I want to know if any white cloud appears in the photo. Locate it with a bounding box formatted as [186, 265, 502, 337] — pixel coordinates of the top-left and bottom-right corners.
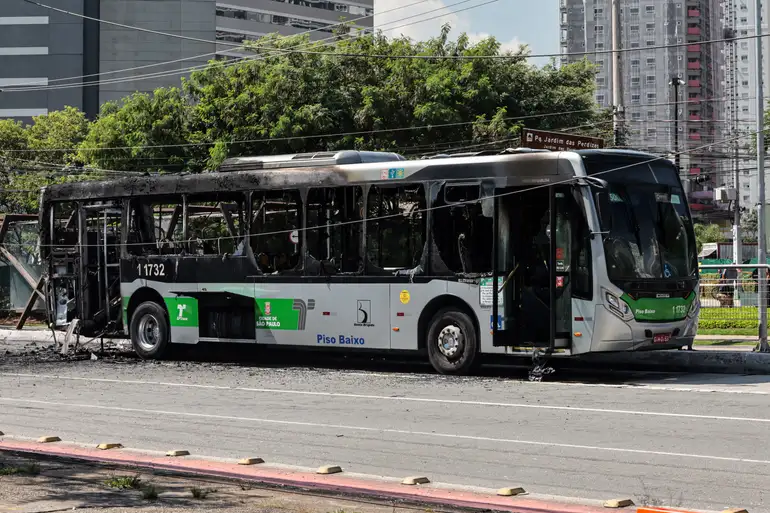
[373, 0, 523, 53]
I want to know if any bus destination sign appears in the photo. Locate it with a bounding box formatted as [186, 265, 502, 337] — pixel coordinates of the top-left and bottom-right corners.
[522, 128, 604, 152]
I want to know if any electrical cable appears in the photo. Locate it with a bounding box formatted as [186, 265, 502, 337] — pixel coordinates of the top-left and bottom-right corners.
[7, 0, 419, 89]
[21, 0, 770, 62]
[0, 129, 759, 249]
[8, 0, 501, 93]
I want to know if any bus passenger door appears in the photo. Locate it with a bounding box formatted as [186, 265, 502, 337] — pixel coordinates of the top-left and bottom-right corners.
[543, 185, 594, 352]
[551, 188, 574, 350]
[495, 186, 573, 350]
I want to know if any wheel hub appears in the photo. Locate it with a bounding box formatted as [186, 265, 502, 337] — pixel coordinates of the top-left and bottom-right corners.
[437, 325, 463, 358]
[137, 314, 161, 352]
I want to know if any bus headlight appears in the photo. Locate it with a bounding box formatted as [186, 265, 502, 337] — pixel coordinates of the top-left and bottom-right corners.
[605, 290, 633, 321]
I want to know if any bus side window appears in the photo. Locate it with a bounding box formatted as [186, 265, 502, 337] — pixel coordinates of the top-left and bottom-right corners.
[432, 184, 492, 275]
[250, 190, 301, 274]
[305, 187, 363, 275]
[186, 194, 245, 257]
[52, 202, 78, 247]
[366, 185, 425, 272]
[570, 193, 593, 300]
[128, 198, 186, 256]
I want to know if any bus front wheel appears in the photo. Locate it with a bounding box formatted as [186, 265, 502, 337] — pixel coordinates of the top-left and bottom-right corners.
[426, 308, 478, 375]
[130, 301, 170, 359]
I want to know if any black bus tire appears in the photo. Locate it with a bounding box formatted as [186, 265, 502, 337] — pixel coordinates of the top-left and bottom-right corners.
[130, 301, 171, 360]
[426, 308, 478, 375]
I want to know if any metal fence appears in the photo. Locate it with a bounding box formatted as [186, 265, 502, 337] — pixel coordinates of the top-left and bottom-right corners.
[699, 264, 769, 327]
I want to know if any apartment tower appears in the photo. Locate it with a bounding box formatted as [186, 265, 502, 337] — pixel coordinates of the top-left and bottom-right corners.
[0, 0, 373, 122]
[560, 0, 724, 217]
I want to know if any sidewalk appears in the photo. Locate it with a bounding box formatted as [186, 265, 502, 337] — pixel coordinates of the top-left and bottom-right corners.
[694, 344, 754, 352]
[0, 452, 429, 513]
[695, 335, 757, 341]
[694, 334, 756, 352]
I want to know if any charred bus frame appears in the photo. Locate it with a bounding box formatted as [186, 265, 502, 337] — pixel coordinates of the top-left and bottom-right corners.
[37, 148, 699, 374]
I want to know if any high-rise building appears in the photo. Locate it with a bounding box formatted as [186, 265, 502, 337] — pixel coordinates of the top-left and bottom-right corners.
[559, 0, 725, 218]
[0, 0, 93, 121]
[0, 0, 373, 123]
[215, 0, 373, 59]
[723, 0, 770, 209]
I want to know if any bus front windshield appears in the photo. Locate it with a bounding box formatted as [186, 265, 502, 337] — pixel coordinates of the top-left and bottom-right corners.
[586, 157, 697, 281]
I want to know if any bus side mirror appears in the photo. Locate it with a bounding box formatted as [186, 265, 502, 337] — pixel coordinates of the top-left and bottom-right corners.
[596, 192, 613, 232]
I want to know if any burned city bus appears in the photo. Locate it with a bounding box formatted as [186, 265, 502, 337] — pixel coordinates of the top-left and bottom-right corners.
[38, 148, 699, 374]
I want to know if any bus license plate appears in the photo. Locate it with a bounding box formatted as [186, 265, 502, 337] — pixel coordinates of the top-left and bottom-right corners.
[653, 333, 671, 344]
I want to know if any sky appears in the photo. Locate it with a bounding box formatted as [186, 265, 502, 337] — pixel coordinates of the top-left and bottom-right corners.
[374, 0, 559, 64]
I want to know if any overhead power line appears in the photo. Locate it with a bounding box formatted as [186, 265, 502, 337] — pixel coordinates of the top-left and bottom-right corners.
[1, 94, 742, 156]
[7, 0, 498, 93]
[0, 129, 761, 250]
[5, 0, 432, 89]
[21, 0, 770, 63]
[0, 108, 604, 154]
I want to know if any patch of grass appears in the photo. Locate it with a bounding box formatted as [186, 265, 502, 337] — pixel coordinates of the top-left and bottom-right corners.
[697, 327, 757, 337]
[104, 474, 142, 490]
[141, 484, 159, 501]
[699, 307, 764, 330]
[190, 486, 216, 499]
[0, 463, 41, 476]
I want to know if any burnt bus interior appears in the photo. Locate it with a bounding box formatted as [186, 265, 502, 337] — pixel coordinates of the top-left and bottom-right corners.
[40, 150, 587, 349]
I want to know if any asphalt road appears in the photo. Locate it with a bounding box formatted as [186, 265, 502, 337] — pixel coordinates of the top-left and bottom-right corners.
[0, 351, 769, 512]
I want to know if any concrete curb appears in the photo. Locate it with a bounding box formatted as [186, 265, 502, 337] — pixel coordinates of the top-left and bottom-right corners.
[0, 329, 56, 344]
[695, 335, 757, 341]
[0, 439, 611, 513]
[575, 350, 770, 374]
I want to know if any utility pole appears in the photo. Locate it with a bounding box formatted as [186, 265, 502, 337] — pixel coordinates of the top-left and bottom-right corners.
[754, 0, 769, 352]
[733, 54, 742, 267]
[611, 0, 624, 147]
[670, 77, 684, 172]
[727, 20, 742, 266]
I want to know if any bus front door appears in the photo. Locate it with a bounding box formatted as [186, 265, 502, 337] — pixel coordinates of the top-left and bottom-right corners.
[493, 186, 572, 351]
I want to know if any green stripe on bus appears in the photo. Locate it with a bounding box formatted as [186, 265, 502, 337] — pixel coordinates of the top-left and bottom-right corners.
[621, 292, 695, 322]
[165, 297, 199, 328]
[254, 298, 300, 330]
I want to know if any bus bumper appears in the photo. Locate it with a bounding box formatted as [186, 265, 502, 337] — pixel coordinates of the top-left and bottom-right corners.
[590, 306, 697, 352]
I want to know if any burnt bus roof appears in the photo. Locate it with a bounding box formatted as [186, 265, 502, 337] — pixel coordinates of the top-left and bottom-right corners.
[40, 149, 601, 203]
[575, 148, 672, 160]
[219, 150, 407, 171]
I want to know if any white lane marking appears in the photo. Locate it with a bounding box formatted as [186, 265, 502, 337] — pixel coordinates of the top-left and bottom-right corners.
[529, 380, 770, 395]
[1, 372, 770, 423]
[2, 396, 770, 467]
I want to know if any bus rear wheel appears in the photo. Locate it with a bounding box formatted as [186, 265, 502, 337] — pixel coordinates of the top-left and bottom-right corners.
[426, 308, 478, 375]
[130, 301, 170, 359]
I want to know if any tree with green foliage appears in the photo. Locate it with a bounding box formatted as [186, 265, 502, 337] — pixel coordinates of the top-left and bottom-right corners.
[0, 107, 93, 213]
[741, 208, 758, 243]
[78, 27, 607, 172]
[693, 223, 725, 255]
[1, 27, 609, 212]
[78, 88, 191, 174]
